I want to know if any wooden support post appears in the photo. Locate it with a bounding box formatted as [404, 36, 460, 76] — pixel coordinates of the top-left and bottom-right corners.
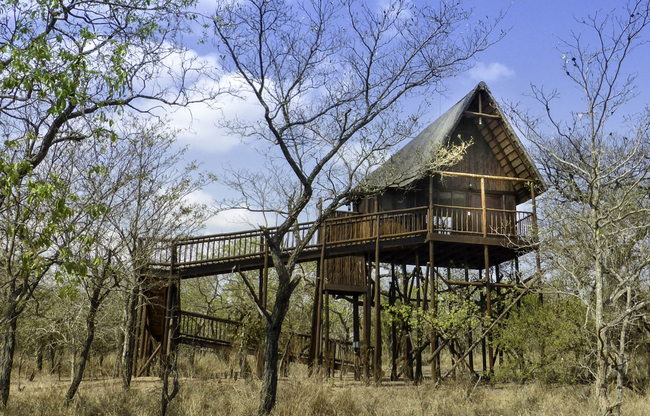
[316, 223, 328, 367]
[373, 206, 382, 382]
[415, 258, 422, 382]
[429, 242, 439, 380]
[485, 245, 493, 375]
[465, 267, 474, 373]
[353, 295, 360, 380]
[363, 290, 371, 379]
[479, 269, 486, 373]
[308, 260, 322, 371]
[481, 177, 487, 237]
[363, 258, 371, 380]
[429, 175, 434, 234]
[316, 259, 326, 364]
[324, 291, 330, 376]
[402, 264, 413, 381]
[428, 174, 440, 380]
[390, 264, 398, 381]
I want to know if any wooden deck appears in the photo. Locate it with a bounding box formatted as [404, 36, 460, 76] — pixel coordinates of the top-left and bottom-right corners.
[146, 205, 535, 278]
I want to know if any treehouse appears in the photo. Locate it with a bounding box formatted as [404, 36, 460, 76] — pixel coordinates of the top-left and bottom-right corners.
[352, 80, 543, 268]
[132, 82, 545, 382]
[311, 81, 545, 379]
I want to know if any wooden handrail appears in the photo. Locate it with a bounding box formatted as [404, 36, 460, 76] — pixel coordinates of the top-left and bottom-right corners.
[178, 310, 241, 327]
[147, 206, 536, 269]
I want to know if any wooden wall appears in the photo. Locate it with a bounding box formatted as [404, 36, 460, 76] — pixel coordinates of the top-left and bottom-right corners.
[355, 117, 518, 214]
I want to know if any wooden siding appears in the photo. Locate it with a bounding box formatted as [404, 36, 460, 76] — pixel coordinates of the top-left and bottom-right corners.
[444, 118, 515, 193]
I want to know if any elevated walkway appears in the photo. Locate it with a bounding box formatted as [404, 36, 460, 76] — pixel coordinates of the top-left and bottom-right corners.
[134, 203, 536, 377]
[146, 205, 535, 279]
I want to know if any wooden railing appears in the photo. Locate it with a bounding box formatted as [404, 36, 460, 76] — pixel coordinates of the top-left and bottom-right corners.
[290, 333, 365, 369]
[147, 206, 535, 270]
[323, 207, 429, 246]
[431, 205, 534, 237]
[326, 338, 357, 369]
[177, 311, 241, 346]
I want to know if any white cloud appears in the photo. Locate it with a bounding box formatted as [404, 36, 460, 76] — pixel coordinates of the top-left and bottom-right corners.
[203, 209, 272, 234]
[183, 189, 215, 206]
[167, 102, 242, 154]
[157, 49, 266, 154]
[467, 62, 515, 83]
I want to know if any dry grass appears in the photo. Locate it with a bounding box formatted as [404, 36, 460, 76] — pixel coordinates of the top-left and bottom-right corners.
[2, 362, 650, 416]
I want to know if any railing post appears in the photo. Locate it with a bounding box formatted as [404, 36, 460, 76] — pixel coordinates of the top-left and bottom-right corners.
[428, 175, 434, 233]
[481, 176, 487, 237]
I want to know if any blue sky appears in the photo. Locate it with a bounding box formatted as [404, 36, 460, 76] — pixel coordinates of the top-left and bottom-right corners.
[171, 0, 649, 234]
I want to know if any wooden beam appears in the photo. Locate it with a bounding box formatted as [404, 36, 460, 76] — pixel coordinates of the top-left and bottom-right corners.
[481, 177, 487, 238]
[436, 171, 532, 183]
[373, 200, 382, 382]
[440, 281, 535, 380]
[463, 111, 501, 119]
[484, 245, 493, 375]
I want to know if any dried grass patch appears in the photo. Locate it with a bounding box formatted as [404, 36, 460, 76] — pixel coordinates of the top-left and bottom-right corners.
[2, 373, 650, 416]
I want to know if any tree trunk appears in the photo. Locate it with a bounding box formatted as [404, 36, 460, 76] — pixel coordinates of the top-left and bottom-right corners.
[259, 321, 282, 415]
[121, 283, 139, 390]
[36, 344, 43, 373]
[65, 294, 100, 402]
[0, 311, 17, 408]
[114, 332, 123, 378]
[594, 221, 610, 416]
[613, 286, 632, 416]
[160, 350, 179, 416]
[258, 264, 295, 415]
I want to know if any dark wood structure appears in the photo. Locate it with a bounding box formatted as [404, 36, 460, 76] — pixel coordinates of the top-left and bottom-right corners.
[131, 82, 545, 381]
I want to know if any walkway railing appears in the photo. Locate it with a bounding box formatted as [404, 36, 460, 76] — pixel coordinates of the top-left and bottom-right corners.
[177, 311, 241, 347]
[147, 206, 535, 270]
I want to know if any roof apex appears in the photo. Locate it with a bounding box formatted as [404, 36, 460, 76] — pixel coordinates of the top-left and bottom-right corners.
[358, 82, 546, 197]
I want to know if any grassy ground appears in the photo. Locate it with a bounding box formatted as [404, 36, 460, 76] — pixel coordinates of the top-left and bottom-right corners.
[3, 371, 650, 416]
[2, 352, 650, 416]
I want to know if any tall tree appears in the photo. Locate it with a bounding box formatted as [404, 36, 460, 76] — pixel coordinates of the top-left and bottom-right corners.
[208, 0, 503, 412]
[0, 0, 208, 407]
[512, 2, 650, 414]
[64, 118, 213, 396]
[99, 119, 213, 390]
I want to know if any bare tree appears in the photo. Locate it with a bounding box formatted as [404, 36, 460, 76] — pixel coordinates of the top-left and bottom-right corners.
[511, 2, 650, 414]
[70, 118, 214, 393]
[102, 120, 215, 391]
[207, 0, 503, 412]
[0, 0, 210, 407]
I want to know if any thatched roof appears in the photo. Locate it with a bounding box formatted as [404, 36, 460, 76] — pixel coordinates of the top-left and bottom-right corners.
[361, 82, 545, 199]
